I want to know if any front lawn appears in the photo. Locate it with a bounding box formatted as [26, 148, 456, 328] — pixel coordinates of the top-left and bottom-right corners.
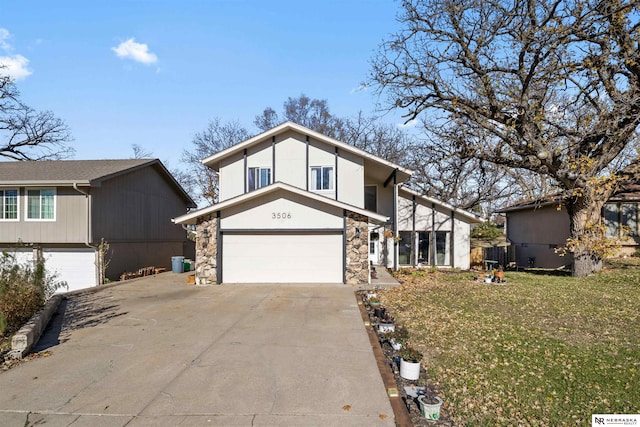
[378, 262, 640, 426]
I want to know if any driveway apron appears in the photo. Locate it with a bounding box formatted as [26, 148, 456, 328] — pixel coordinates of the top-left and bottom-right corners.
[0, 274, 394, 426]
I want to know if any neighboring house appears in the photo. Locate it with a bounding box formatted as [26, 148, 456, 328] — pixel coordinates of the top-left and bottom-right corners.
[499, 185, 640, 269]
[173, 122, 481, 285]
[0, 159, 196, 291]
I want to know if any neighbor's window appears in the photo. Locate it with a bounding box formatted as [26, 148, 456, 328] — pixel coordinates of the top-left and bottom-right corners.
[248, 167, 271, 191]
[310, 166, 334, 191]
[27, 189, 55, 220]
[605, 202, 639, 238]
[0, 189, 18, 220]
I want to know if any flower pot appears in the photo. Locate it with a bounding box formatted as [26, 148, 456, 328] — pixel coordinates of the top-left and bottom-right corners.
[378, 322, 395, 333]
[373, 307, 386, 318]
[369, 301, 381, 307]
[418, 395, 443, 420]
[400, 357, 421, 380]
[390, 339, 402, 351]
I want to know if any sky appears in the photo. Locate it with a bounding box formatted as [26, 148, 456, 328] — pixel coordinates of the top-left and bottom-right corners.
[0, 0, 406, 169]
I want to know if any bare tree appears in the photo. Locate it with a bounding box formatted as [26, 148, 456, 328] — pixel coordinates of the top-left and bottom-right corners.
[336, 112, 413, 166]
[131, 144, 152, 159]
[254, 94, 338, 137]
[181, 118, 250, 205]
[0, 72, 73, 160]
[371, 0, 640, 276]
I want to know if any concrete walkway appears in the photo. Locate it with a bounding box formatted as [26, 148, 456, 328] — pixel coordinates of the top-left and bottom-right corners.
[0, 274, 395, 426]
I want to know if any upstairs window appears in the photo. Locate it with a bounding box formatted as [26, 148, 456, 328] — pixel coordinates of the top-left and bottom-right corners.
[248, 167, 271, 191]
[0, 189, 18, 220]
[364, 185, 377, 212]
[310, 166, 334, 191]
[27, 189, 55, 220]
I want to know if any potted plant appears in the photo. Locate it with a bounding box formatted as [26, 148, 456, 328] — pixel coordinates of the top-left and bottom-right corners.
[378, 314, 395, 333]
[418, 395, 443, 420]
[368, 296, 381, 307]
[399, 345, 423, 380]
[493, 266, 505, 282]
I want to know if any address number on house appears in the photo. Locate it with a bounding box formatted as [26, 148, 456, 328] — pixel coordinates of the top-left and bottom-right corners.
[272, 212, 292, 220]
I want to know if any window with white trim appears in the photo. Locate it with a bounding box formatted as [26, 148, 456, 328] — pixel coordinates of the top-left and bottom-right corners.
[0, 189, 18, 220]
[248, 167, 271, 191]
[26, 189, 55, 220]
[310, 166, 334, 191]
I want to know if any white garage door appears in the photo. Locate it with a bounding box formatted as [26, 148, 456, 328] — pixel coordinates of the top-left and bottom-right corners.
[44, 249, 97, 293]
[0, 248, 34, 265]
[223, 233, 343, 283]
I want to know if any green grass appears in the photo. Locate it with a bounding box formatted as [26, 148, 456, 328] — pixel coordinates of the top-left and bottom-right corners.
[379, 262, 640, 426]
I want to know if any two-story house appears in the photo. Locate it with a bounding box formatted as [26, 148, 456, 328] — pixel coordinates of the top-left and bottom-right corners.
[173, 122, 481, 285]
[0, 159, 196, 292]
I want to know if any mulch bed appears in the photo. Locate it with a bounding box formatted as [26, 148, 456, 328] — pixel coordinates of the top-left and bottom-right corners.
[358, 291, 455, 426]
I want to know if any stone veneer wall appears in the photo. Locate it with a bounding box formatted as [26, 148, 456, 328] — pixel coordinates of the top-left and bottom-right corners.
[195, 214, 217, 285]
[345, 211, 370, 285]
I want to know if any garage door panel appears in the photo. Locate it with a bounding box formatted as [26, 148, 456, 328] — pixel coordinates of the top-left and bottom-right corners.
[223, 233, 342, 283]
[44, 249, 97, 293]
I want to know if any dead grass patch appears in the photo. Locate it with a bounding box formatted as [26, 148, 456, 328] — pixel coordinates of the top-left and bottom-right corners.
[379, 266, 640, 425]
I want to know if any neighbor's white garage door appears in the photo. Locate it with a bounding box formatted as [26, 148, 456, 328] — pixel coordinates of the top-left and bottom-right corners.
[44, 248, 97, 292]
[223, 233, 343, 283]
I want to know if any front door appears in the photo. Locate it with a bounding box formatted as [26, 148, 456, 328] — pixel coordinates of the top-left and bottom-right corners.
[368, 234, 379, 265]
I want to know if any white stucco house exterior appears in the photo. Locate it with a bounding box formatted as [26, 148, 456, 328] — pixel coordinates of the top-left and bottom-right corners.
[173, 122, 481, 285]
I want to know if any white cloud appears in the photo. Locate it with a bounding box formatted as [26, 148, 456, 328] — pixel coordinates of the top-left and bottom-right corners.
[349, 83, 369, 95]
[112, 38, 158, 65]
[0, 28, 12, 51]
[397, 119, 418, 129]
[0, 54, 32, 80]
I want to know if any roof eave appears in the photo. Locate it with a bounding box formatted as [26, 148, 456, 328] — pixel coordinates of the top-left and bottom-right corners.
[201, 121, 414, 181]
[399, 187, 484, 223]
[173, 182, 388, 225]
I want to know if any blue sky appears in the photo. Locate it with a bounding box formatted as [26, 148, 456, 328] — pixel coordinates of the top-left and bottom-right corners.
[1, 0, 405, 168]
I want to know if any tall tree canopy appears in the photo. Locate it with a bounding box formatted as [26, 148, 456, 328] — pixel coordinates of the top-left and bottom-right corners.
[0, 72, 72, 160]
[371, 0, 640, 276]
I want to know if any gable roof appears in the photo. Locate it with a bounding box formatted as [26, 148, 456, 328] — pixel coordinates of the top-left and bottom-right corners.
[496, 197, 562, 213]
[201, 121, 414, 184]
[0, 159, 196, 207]
[399, 187, 484, 223]
[173, 181, 389, 225]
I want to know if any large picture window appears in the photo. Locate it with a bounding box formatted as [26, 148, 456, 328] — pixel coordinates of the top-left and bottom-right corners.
[27, 189, 55, 220]
[0, 189, 18, 220]
[310, 166, 334, 191]
[248, 167, 271, 191]
[399, 230, 451, 266]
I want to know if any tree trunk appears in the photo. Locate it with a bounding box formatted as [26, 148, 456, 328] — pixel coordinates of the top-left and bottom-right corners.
[565, 195, 606, 277]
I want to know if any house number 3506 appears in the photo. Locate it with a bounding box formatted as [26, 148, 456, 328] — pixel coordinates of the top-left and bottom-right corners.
[272, 212, 292, 219]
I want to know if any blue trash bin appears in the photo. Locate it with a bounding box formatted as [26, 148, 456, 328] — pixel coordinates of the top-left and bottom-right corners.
[171, 256, 185, 273]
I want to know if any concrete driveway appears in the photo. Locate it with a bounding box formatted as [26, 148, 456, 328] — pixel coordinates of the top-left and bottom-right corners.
[0, 274, 394, 426]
